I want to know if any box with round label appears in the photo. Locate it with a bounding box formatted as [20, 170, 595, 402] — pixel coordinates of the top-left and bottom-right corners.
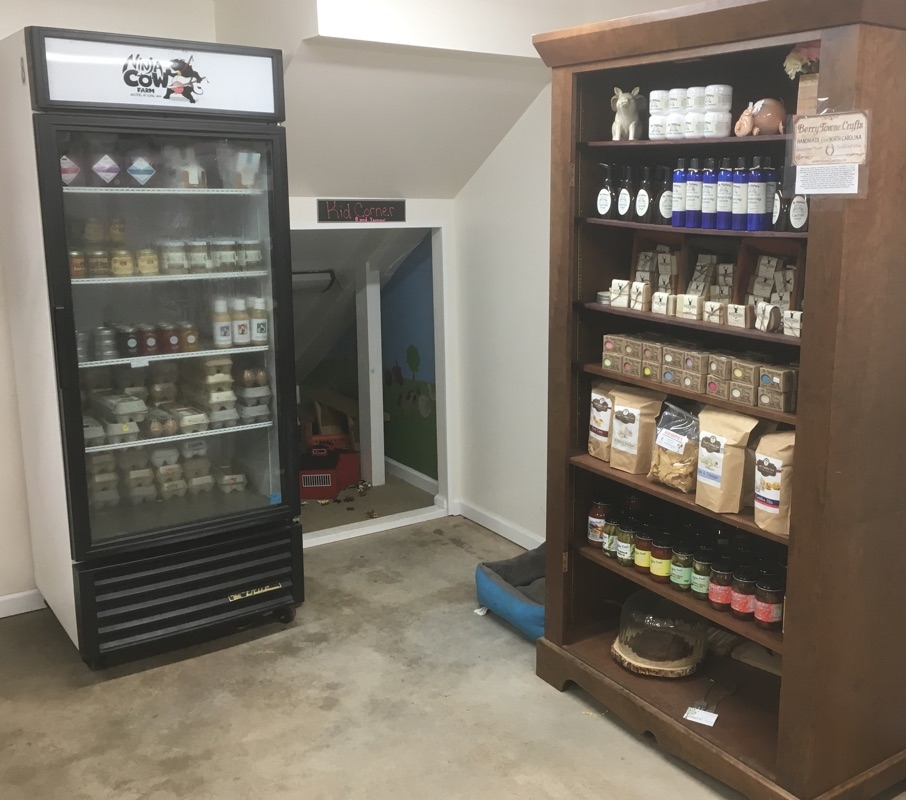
[759, 366, 798, 393]
[662, 345, 685, 368]
[602, 352, 621, 372]
[706, 375, 731, 399]
[731, 358, 762, 386]
[708, 353, 733, 380]
[641, 361, 661, 382]
[661, 365, 682, 387]
[728, 381, 758, 406]
[758, 386, 796, 412]
[679, 371, 707, 393]
[603, 334, 624, 357]
[621, 337, 642, 359]
[640, 339, 664, 363]
[682, 349, 710, 375]
[621, 357, 642, 378]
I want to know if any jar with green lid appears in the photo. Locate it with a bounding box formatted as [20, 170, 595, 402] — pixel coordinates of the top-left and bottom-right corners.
[691, 547, 716, 601]
[649, 534, 673, 583]
[634, 530, 653, 573]
[616, 522, 636, 567]
[669, 542, 695, 592]
[604, 515, 620, 559]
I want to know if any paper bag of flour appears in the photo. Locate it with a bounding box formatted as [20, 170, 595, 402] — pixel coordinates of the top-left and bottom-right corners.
[588, 380, 616, 462]
[609, 387, 665, 475]
[695, 408, 760, 513]
[753, 431, 795, 536]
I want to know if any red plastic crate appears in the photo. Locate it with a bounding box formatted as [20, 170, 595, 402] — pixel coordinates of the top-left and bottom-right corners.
[299, 448, 361, 500]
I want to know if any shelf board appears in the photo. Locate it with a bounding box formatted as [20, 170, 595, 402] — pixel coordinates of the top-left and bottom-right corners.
[72, 270, 269, 285]
[577, 546, 784, 653]
[63, 186, 264, 196]
[581, 302, 801, 347]
[560, 629, 780, 782]
[79, 345, 269, 369]
[84, 421, 273, 453]
[569, 453, 790, 546]
[581, 134, 793, 149]
[581, 217, 808, 239]
[580, 363, 796, 426]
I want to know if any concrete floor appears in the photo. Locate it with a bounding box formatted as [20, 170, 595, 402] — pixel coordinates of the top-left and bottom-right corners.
[1, 517, 904, 800]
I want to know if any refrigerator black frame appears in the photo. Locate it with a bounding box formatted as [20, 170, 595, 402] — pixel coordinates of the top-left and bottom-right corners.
[33, 113, 300, 565]
[26, 27, 285, 123]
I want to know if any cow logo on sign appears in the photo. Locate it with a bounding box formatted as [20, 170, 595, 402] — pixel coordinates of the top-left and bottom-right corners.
[122, 53, 207, 104]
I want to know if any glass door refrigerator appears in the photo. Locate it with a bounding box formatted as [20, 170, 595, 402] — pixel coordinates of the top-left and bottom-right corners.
[0, 28, 303, 667]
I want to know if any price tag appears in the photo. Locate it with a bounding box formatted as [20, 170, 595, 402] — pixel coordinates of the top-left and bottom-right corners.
[683, 707, 718, 727]
[656, 428, 688, 454]
[132, 357, 150, 368]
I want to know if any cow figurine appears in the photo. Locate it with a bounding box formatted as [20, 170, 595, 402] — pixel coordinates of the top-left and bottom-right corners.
[735, 98, 786, 136]
[611, 86, 647, 141]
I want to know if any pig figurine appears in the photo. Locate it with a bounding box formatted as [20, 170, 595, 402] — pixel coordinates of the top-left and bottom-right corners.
[735, 98, 786, 136]
[612, 86, 647, 141]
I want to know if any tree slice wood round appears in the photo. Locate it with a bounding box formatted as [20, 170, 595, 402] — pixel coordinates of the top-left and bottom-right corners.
[611, 637, 701, 678]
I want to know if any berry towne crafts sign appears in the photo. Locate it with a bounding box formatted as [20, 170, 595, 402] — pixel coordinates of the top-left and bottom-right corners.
[317, 199, 406, 223]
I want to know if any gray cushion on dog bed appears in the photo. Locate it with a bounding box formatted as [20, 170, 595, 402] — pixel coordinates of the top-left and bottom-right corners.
[480, 544, 546, 605]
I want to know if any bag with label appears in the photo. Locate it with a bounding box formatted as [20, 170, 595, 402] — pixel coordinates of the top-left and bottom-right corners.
[588, 380, 616, 462]
[753, 431, 795, 536]
[647, 402, 700, 493]
[609, 387, 665, 475]
[695, 408, 760, 513]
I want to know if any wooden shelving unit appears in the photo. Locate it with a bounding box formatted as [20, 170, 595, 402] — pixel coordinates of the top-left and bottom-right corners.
[534, 3, 906, 799]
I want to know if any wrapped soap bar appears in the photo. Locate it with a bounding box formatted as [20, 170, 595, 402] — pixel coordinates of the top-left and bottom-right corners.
[729, 382, 757, 406]
[603, 334, 624, 356]
[706, 376, 731, 399]
[610, 279, 630, 308]
[678, 294, 704, 320]
[727, 304, 754, 329]
[602, 352, 620, 372]
[679, 371, 706, 393]
[661, 365, 682, 386]
[708, 353, 733, 380]
[758, 386, 796, 412]
[682, 349, 709, 375]
[652, 292, 676, 316]
[702, 301, 727, 325]
[731, 358, 762, 386]
[639, 340, 663, 363]
[630, 281, 652, 311]
[641, 361, 661, 382]
[760, 366, 798, 392]
[755, 301, 782, 332]
[783, 310, 803, 338]
[621, 357, 642, 378]
[621, 337, 642, 359]
[662, 345, 684, 367]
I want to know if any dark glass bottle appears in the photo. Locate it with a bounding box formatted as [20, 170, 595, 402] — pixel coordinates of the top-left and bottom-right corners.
[634, 166, 654, 223]
[763, 157, 778, 229]
[616, 166, 635, 221]
[747, 156, 766, 231]
[596, 163, 615, 219]
[654, 165, 673, 225]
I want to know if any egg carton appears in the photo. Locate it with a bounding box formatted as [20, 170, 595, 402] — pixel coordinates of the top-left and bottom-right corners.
[89, 487, 120, 510]
[150, 362, 179, 384]
[179, 370, 233, 391]
[183, 456, 211, 480]
[127, 484, 158, 506]
[81, 367, 113, 392]
[191, 355, 232, 378]
[83, 416, 106, 447]
[232, 365, 269, 388]
[121, 467, 154, 490]
[150, 447, 180, 468]
[149, 382, 178, 404]
[85, 453, 117, 476]
[237, 404, 272, 424]
[91, 391, 148, 424]
[141, 407, 179, 438]
[156, 402, 209, 433]
[117, 447, 150, 471]
[208, 408, 239, 429]
[114, 365, 148, 391]
[158, 478, 188, 500]
[87, 472, 119, 492]
[155, 463, 184, 482]
[187, 474, 215, 495]
[181, 384, 237, 412]
[179, 440, 208, 460]
[234, 385, 272, 407]
[214, 465, 247, 494]
[104, 421, 140, 444]
[122, 385, 150, 403]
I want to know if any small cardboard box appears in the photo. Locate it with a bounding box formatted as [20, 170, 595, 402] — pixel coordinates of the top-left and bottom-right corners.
[706, 375, 730, 399]
[758, 386, 795, 412]
[602, 353, 621, 372]
[652, 292, 676, 316]
[603, 334, 624, 355]
[621, 337, 642, 359]
[640, 340, 664, 362]
[679, 371, 707, 393]
[621, 357, 642, 379]
[702, 301, 727, 325]
[677, 294, 704, 320]
[727, 304, 755, 329]
[682, 349, 709, 375]
[641, 361, 661, 382]
[759, 366, 798, 393]
[783, 310, 803, 338]
[610, 279, 630, 308]
[731, 358, 762, 386]
[728, 381, 758, 406]
[630, 281, 652, 311]
[661, 365, 682, 386]
[708, 353, 733, 380]
[662, 345, 684, 368]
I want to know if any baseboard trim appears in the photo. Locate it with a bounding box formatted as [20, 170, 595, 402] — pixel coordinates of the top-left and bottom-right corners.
[0, 589, 45, 618]
[458, 501, 544, 550]
[302, 506, 448, 549]
[385, 458, 439, 495]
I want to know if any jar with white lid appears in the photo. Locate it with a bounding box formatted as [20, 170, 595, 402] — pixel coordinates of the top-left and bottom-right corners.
[705, 84, 734, 112]
[704, 111, 733, 138]
[237, 239, 264, 270]
[649, 90, 669, 114]
[685, 86, 706, 111]
[210, 239, 238, 272]
[648, 115, 668, 140]
[666, 112, 686, 140]
[158, 240, 188, 275]
[684, 112, 706, 139]
[668, 88, 687, 111]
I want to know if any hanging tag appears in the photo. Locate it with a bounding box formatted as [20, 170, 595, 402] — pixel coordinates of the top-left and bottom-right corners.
[683, 707, 718, 726]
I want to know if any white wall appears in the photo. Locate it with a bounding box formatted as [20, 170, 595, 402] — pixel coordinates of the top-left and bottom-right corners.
[0, 0, 216, 614]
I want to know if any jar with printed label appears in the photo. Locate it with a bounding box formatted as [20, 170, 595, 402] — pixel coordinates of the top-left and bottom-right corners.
[634, 529, 653, 573]
[708, 559, 735, 611]
[587, 500, 610, 549]
[117, 325, 140, 358]
[159, 324, 181, 354]
[108, 219, 127, 246]
[691, 547, 715, 601]
[136, 248, 160, 276]
[616, 522, 636, 567]
[730, 568, 758, 620]
[138, 324, 160, 356]
[110, 249, 135, 277]
[669, 542, 695, 591]
[69, 251, 87, 279]
[754, 577, 784, 630]
[603, 513, 620, 559]
[87, 250, 112, 278]
[649, 534, 673, 583]
[84, 218, 106, 245]
[210, 239, 239, 272]
[159, 241, 188, 275]
[186, 240, 210, 273]
[178, 322, 200, 352]
[237, 239, 264, 270]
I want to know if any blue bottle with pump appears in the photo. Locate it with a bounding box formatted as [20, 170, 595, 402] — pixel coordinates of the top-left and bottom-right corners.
[747, 156, 766, 231]
[672, 158, 686, 227]
[701, 158, 717, 229]
[685, 158, 702, 229]
[763, 157, 778, 229]
[716, 158, 733, 230]
[732, 157, 748, 232]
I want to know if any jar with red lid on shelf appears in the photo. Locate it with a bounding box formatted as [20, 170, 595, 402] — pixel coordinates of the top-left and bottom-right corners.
[587, 500, 611, 549]
[634, 530, 653, 574]
[649, 534, 673, 584]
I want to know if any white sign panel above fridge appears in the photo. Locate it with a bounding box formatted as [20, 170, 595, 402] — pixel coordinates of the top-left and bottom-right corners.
[38, 34, 279, 117]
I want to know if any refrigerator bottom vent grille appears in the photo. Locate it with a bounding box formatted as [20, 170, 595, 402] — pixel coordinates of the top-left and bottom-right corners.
[302, 474, 332, 488]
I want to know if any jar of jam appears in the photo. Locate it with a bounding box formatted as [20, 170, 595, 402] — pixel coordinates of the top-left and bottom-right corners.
[616, 522, 636, 567]
[110, 249, 135, 277]
[587, 500, 610, 549]
[730, 568, 759, 620]
[669, 542, 695, 592]
[649, 534, 673, 583]
[138, 324, 160, 356]
[87, 250, 111, 277]
[691, 547, 715, 601]
[210, 239, 239, 272]
[108, 219, 127, 246]
[84, 218, 106, 245]
[159, 240, 188, 275]
[159, 324, 181, 354]
[186, 240, 210, 273]
[634, 530, 653, 573]
[136, 249, 160, 276]
[755, 578, 785, 630]
[237, 239, 264, 270]
[178, 322, 200, 352]
[117, 325, 140, 357]
[603, 514, 620, 559]
[709, 559, 735, 611]
[69, 250, 87, 279]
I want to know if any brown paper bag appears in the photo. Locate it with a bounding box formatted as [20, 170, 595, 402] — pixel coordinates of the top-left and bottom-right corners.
[609, 387, 666, 475]
[695, 408, 760, 513]
[588, 380, 616, 462]
[753, 431, 795, 536]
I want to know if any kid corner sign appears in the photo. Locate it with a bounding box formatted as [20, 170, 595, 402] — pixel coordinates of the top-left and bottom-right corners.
[792, 111, 869, 195]
[42, 36, 276, 114]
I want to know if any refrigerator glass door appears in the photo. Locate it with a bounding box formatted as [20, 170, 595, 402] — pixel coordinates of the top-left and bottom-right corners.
[57, 128, 284, 545]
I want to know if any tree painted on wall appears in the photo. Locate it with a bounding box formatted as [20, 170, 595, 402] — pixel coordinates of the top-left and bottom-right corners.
[406, 345, 420, 381]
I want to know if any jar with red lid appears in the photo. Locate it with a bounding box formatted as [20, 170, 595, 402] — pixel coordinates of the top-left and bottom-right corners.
[709, 560, 735, 611]
[649, 534, 673, 583]
[587, 500, 611, 549]
[730, 568, 759, 620]
[159, 324, 181, 354]
[138, 324, 160, 356]
[755, 578, 784, 630]
[634, 530, 653, 573]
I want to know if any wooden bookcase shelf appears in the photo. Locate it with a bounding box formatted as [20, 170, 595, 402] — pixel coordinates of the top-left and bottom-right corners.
[536, 4, 906, 798]
[577, 545, 784, 652]
[581, 363, 797, 425]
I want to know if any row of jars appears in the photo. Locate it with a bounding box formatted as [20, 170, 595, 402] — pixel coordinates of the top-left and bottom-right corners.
[78, 322, 200, 362]
[70, 238, 265, 279]
[588, 499, 785, 631]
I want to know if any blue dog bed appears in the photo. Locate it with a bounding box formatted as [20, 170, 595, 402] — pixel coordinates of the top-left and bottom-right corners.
[475, 544, 545, 640]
